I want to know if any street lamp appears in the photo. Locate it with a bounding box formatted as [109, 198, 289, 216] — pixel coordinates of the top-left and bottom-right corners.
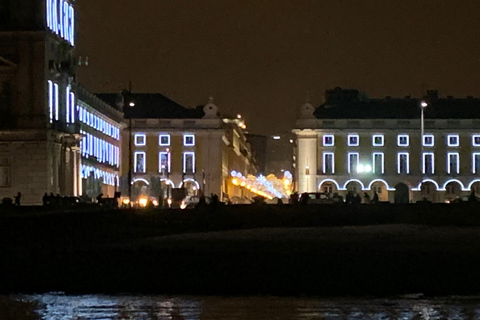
[127, 101, 135, 207]
[420, 101, 428, 177]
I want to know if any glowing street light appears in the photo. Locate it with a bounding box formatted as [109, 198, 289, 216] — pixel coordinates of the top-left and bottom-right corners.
[420, 101, 428, 175]
[127, 100, 135, 207]
[357, 164, 372, 173]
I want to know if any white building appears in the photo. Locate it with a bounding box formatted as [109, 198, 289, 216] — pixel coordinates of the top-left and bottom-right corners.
[294, 88, 480, 203]
[97, 93, 258, 204]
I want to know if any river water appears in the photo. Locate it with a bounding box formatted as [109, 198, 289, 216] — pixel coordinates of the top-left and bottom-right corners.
[3, 294, 480, 319]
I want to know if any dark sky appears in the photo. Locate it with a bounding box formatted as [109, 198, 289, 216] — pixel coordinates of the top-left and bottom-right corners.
[77, 0, 480, 135]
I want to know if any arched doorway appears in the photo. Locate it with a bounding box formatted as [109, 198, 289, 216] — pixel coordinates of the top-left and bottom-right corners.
[181, 179, 200, 197]
[370, 181, 388, 202]
[318, 182, 338, 196]
[444, 181, 462, 203]
[132, 179, 149, 203]
[420, 181, 437, 202]
[345, 181, 362, 196]
[470, 181, 480, 193]
[394, 183, 409, 203]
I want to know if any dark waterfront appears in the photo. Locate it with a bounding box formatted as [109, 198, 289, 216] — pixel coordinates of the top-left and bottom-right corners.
[4, 294, 480, 319]
[2, 204, 480, 297]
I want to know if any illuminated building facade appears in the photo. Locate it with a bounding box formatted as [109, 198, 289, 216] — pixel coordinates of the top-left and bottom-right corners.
[294, 88, 480, 203]
[98, 93, 257, 204]
[76, 87, 123, 198]
[0, 0, 81, 204]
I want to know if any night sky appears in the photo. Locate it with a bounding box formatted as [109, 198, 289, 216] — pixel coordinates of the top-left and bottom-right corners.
[77, 0, 480, 135]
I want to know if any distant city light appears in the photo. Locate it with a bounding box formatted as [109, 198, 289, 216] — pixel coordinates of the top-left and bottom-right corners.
[421, 101, 428, 108]
[129, 102, 135, 107]
[273, 136, 281, 140]
[237, 114, 242, 119]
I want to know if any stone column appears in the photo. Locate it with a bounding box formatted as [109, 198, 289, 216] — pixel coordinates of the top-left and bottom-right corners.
[296, 130, 318, 193]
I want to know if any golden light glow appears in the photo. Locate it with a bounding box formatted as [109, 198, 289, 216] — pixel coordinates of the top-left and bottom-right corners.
[232, 178, 239, 185]
[138, 197, 148, 207]
[122, 199, 130, 205]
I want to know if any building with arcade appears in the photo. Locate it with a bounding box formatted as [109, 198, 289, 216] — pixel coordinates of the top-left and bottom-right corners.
[294, 88, 480, 203]
[0, 0, 80, 204]
[0, 0, 125, 204]
[98, 93, 258, 205]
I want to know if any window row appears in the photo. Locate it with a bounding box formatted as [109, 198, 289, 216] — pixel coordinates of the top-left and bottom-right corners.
[320, 152, 480, 175]
[134, 151, 195, 174]
[78, 106, 120, 140]
[322, 134, 480, 147]
[134, 133, 195, 147]
[80, 131, 120, 167]
[80, 165, 118, 187]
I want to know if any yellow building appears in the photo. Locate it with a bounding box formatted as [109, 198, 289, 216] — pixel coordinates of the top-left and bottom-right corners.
[98, 93, 257, 205]
[294, 88, 480, 203]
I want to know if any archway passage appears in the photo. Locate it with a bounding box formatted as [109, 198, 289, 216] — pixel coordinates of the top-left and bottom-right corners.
[444, 181, 462, 202]
[394, 183, 409, 204]
[318, 182, 337, 196]
[370, 182, 388, 202]
[420, 181, 437, 203]
[182, 180, 199, 197]
[132, 180, 148, 202]
[345, 181, 362, 196]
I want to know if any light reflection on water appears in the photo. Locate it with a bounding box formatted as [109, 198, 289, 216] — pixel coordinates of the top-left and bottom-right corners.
[3, 294, 480, 319]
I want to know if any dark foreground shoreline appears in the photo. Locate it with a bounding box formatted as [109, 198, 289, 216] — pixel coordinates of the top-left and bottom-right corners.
[1, 203, 480, 297]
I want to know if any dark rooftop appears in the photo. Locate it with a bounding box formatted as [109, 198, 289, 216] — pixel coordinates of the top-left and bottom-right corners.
[97, 92, 205, 119]
[314, 87, 480, 119]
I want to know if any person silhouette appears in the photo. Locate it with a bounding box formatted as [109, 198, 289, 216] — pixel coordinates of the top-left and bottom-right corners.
[14, 192, 21, 206]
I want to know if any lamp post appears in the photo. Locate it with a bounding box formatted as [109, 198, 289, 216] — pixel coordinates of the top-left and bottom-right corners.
[127, 101, 135, 207]
[420, 101, 428, 176]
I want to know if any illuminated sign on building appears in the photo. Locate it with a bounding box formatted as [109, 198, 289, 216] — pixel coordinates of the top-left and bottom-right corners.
[46, 0, 75, 46]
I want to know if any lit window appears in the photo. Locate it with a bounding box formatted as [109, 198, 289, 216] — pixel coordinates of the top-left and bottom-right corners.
[372, 134, 384, 147]
[184, 134, 195, 146]
[347, 152, 359, 173]
[159, 134, 170, 146]
[423, 134, 434, 147]
[422, 152, 435, 175]
[48, 81, 53, 123]
[397, 152, 409, 174]
[473, 153, 480, 174]
[397, 134, 409, 147]
[134, 152, 146, 173]
[473, 135, 480, 147]
[372, 152, 384, 174]
[447, 134, 459, 147]
[323, 152, 334, 174]
[323, 135, 334, 146]
[159, 152, 171, 173]
[134, 134, 146, 146]
[447, 152, 459, 174]
[348, 134, 359, 146]
[183, 152, 195, 173]
[53, 83, 59, 121]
